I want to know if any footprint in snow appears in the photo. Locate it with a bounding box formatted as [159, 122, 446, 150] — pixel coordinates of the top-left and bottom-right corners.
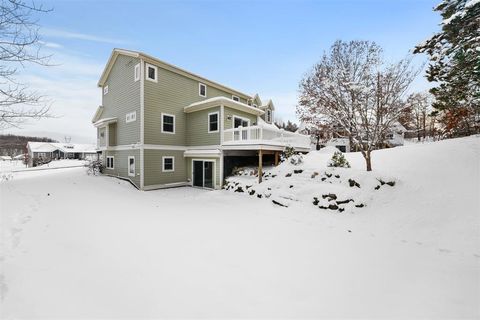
[416, 241, 423, 245]
[439, 248, 451, 253]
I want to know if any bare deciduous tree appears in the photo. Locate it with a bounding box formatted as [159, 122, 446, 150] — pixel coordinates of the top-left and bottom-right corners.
[0, 0, 52, 130]
[405, 92, 432, 141]
[297, 40, 419, 171]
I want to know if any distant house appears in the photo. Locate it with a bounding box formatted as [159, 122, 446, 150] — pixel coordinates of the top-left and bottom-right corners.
[298, 122, 407, 152]
[26, 142, 98, 167]
[0, 155, 12, 161]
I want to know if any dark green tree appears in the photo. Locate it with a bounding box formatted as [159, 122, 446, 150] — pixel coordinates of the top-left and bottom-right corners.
[414, 0, 480, 136]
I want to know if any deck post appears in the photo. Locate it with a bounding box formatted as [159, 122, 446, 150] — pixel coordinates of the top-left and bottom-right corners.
[274, 151, 279, 166]
[258, 149, 263, 183]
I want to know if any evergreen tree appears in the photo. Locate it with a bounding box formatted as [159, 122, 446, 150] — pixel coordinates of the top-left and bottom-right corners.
[414, 0, 480, 136]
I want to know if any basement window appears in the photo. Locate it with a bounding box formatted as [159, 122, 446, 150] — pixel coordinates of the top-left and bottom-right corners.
[162, 156, 174, 172]
[106, 156, 114, 169]
[128, 156, 135, 176]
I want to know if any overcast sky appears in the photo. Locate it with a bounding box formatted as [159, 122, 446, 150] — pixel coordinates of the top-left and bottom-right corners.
[4, 0, 440, 144]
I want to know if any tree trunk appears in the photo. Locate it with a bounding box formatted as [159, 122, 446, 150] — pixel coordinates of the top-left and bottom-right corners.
[365, 151, 372, 171]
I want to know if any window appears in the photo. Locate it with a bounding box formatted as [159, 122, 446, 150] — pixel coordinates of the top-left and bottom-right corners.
[162, 156, 174, 172]
[106, 156, 114, 169]
[134, 63, 140, 82]
[146, 63, 157, 82]
[126, 111, 137, 123]
[128, 156, 135, 176]
[103, 85, 109, 95]
[208, 112, 219, 133]
[234, 116, 249, 128]
[266, 109, 272, 123]
[199, 83, 207, 97]
[232, 95, 240, 102]
[161, 113, 175, 134]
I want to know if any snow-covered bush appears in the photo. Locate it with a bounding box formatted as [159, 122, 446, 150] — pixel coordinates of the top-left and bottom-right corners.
[328, 151, 350, 168]
[281, 146, 303, 165]
[289, 154, 303, 165]
[87, 160, 104, 176]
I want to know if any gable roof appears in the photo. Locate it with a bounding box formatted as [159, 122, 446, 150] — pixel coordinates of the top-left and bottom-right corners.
[98, 49, 252, 100]
[260, 99, 275, 110]
[27, 142, 97, 154]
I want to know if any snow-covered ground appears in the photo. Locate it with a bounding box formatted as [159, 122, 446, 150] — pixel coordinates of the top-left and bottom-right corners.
[0, 159, 88, 174]
[1, 136, 479, 318]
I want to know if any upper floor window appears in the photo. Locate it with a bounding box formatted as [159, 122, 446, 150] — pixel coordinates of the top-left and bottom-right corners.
[146, 63, 158, 82]
[103, 85, 109, 95]
[134, 63, 140, 82]
[126, 111, 136, 123]
[266, 109, 273, 123]
[208, 112, 219, 133]
[161, 113, 175, 134]
[232, 95, 240, 102]
[199, 83, 207, 97]
[162, 156, 175, 172]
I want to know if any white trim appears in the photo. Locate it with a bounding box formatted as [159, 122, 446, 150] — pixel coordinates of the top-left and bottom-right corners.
[134, 63, 140, 82]
[184, 96, 264, 116]
[161, 113, 176, 134]
[143, 181, 190, 191]
[103, 85, 109, 95]
[207, 111, 219, 133]
[126, 111, 137, 123]
[143, 144, 187, 151]
[106, 156, 114, 169]
[219, 150, 224, 187]
[198, 83, 207, 97]
[140, 59, 145, 190]
[232, 95, 240, 102]
[220, 105, 225, 145]
[162, 156, 175, 172]
[145, 63, 158, 82]
[191, 159, 217, 189]
[128, 156, 135, 177]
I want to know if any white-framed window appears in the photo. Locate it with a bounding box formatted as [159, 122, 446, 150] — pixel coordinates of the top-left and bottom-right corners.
[232, 95, 240, 102]
[233, 116, 250, 128]
[266, 109, 272, 123]
[128, 156, 135, 177]
[106, 156, 114, 169]
[134, 63, 140, 82]
[208, 112, 219, 133]
[146, 63, 158, 82]
[162, 156, 175, 172]
[199, 83, 207, 97]
[161, 113, 175, 134]
[103, 85, 109, 95]
[126, 111, 137, 123]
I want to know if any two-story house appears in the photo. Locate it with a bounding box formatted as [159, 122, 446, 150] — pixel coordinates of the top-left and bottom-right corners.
[92, 49, 309, 190]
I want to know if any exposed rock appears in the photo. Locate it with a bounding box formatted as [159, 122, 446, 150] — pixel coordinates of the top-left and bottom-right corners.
[313, 197, 319, 205]
[293, 169, 303, 174]
[328, 204, 339, 210]
[355, 203, 365, 208]
[234, 186, 244, 193]
[272, 199, 288, 207]
[336, 199, 353, 205]
[285, 173, 292, 177]
[322, 193, 337, 200]
[348, 179, 361, 188]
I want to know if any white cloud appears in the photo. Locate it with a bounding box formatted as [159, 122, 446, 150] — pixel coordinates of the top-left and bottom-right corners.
[42, 28, 129, 45]
[38, 40, 63, 49]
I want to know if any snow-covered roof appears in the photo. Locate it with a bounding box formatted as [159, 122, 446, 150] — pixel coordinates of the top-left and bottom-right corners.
[0, 156, 12, 160]
[184, 97, 264, 116]
[184, 149, 222, 158]
[257, 117, 279, 130]
[27, 142, 97, 154]
[93, 117, 117, 127]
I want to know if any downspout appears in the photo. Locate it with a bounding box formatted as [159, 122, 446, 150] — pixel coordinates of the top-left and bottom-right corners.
[140, 58, 145, 190]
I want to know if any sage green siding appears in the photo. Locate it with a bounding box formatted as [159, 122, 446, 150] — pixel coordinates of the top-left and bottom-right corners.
[224, 107, 258, 129]
[109, 123, 117, 146]
[103, 149, 141, 188]
[144, 149, 187, 186]
[98, 127, 106, 147]
[186, 107, 220, 146]
[185, 157, 221, 189]
[144, 63, 248, 146]
[102, 55, 141, 145]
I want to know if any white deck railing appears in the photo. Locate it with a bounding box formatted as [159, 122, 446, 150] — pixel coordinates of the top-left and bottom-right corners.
[223, 125, 310, 149]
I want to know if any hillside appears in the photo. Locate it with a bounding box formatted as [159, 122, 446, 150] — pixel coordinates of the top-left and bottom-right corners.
[0, 134, 58, 157]
[0, 136, 479, 318]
